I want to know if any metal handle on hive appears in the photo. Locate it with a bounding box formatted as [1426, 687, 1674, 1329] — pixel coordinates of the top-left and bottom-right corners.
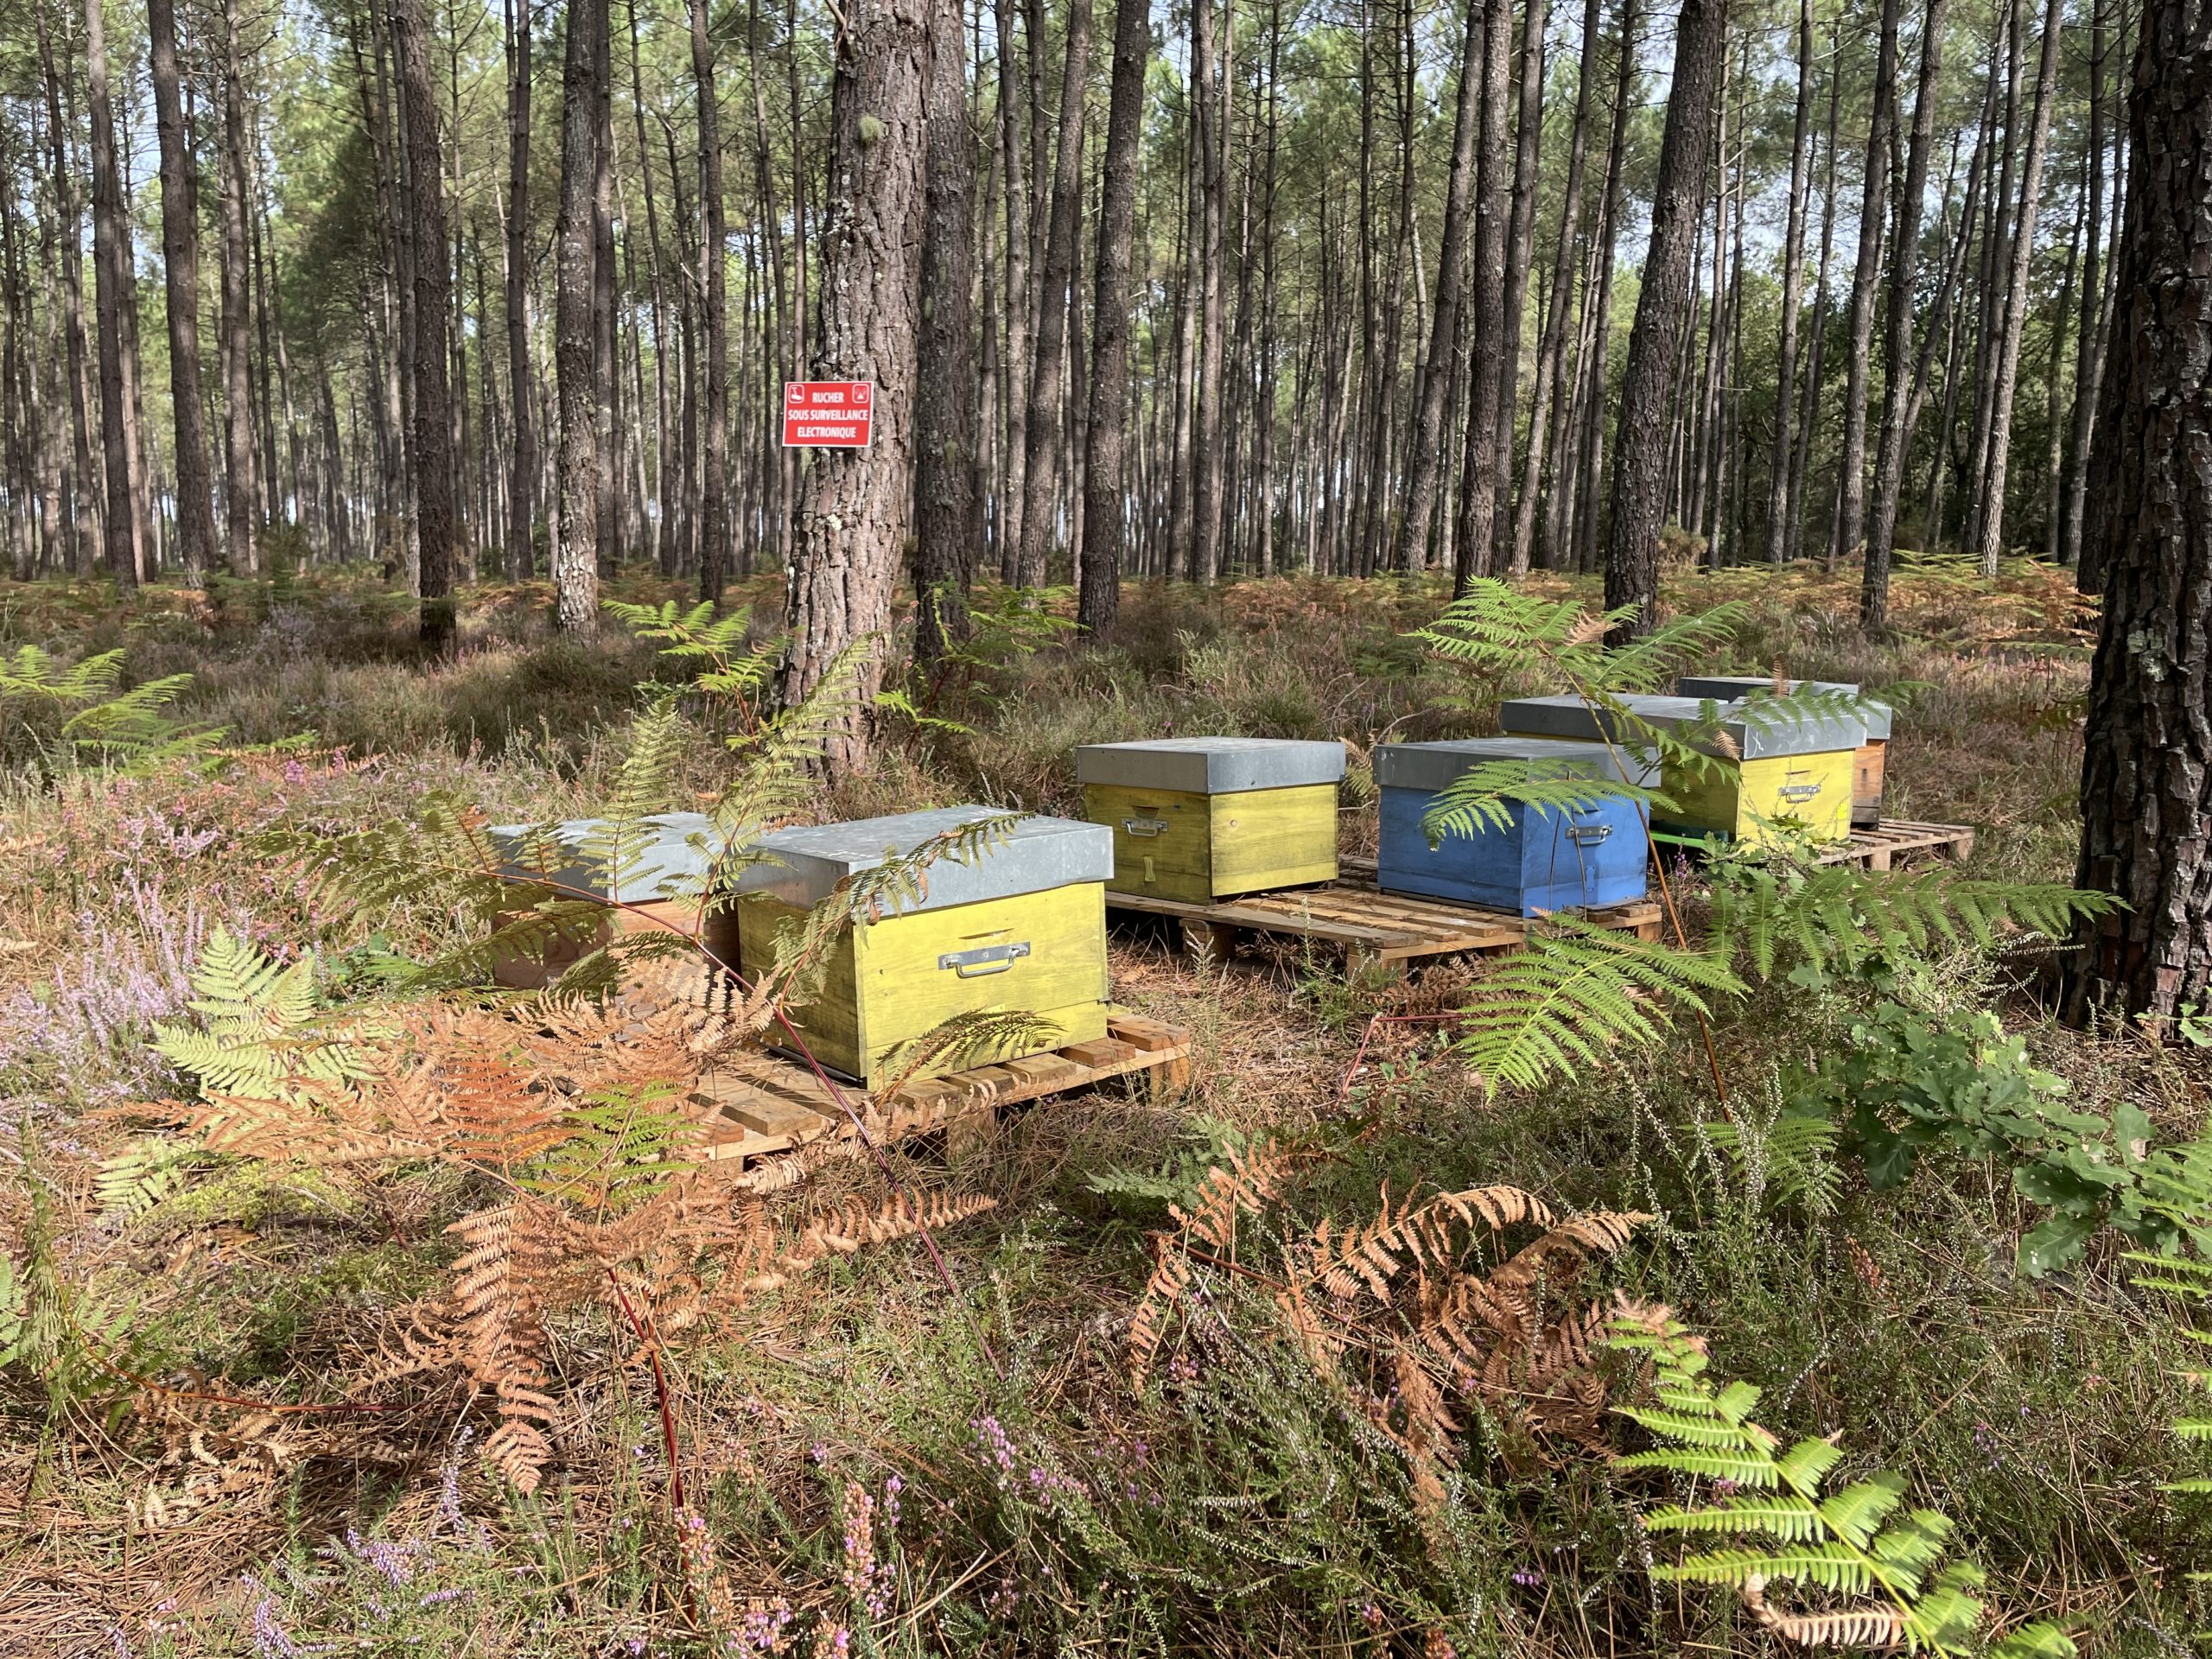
[938, 941, 1033, 976]
[1567, 823, 1613, 846]
[1122, 817, 1171, 837]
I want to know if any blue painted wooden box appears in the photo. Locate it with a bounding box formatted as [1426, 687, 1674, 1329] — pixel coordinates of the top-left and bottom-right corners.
[1373, 738, 1649, 916]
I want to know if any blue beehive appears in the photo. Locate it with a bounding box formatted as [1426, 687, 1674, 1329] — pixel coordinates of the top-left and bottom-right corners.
[1373, 738, 1649, 915]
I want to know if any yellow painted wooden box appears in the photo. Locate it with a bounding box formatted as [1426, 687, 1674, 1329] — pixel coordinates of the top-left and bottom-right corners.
[1499, 695, 1863, 848]
[1676, 677, 1894, 828]
[1075, 738, 1345, 905]
[734, 809, 1113, 1089]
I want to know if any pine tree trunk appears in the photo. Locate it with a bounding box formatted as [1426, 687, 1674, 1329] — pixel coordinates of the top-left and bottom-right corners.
[1191, 0, 1231, 584]
[775, 0, 931, 775]
[1973, 0, 2063, 576]
[555, 0, 605, 630]
[995, 0, 1030, 578]
[149, 0, 216, 584]
[1833, 0, 1901, 567]
[916, 0, 978, 656]
[690, 0, 730, 604]
[1762, 0, 1814, 567]
[1859, 0, 1950, 626]
[217, 0, 260, 575]
[1014, 0, 1090, 588]
[503, 0, 536, 578]
[394, 0, 455, 646]
[1599, 0, 1725, 637]
[1450, 0, 1513, 591]
[1077, 0, 1152, 634]
[2062, 0, 2212, 1022]
[2058, 0, 2109, 572]
[83, 0, 138, 587]
[1393, 0, 1488, 575]
[1492, 0, 1548, 575]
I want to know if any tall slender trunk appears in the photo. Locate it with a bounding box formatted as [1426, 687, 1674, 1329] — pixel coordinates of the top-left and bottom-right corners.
[83, 0, 139, 587]
[2058, 0, 2108, 571]
[1190, 0, 1232, 583]
[1014, 0, 1090, 588]
[776, 0, 932, 775]
[1761, 0, 1815, 566]
[690, 0, 730, 602]
[555, 0, 606, 629]
[1600, 0, 1726, 637]
[1859, 0, 1951, 626]
[1493, 0, 1548, 574]
[1973, 0, 2063, 575]
[1564, 0, 1637, 575]
[1961, 0, 2024, 563]
[503, 0, 536, 577]
[1393, 0, 1488, 574]
[149, 0, 216, 583]
[915, 0, 977, 654]
[218, 0, 260, 575]
[995, 0, 1030, 577]
[395, 0, 455, 646]
[1450, 0, 1514, 590]
[1078, 0, 1153, 634]
[1832, 0, 1901, 565]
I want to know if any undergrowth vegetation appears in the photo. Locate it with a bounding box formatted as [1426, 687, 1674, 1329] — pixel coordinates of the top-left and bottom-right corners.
[1, 557, 2203, 1657]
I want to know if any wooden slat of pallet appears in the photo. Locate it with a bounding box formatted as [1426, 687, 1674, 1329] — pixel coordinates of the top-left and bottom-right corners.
[1815, 820, 1976, 871]
[685, 1014, 1196, 1163]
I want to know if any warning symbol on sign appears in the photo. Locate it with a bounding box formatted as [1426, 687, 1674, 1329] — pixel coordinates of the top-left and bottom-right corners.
[781, 381, 875, 448]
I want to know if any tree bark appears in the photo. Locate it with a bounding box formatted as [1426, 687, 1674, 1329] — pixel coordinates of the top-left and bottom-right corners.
[1493, 0, 1548, 575]
[394, 0, 456, 646]
[2062, 0, 2212, 1023]
[915, 0, 978, 656]
[690, 0, 731, 604]
[994, 0, 1030, 577]
[1832, 0, 1901, 566]
[1859, 0, 1950, 626]
[1973, 0, 2063, 576]
[555, 0, 605, 630]
[218, 0, 260, 575]
[504, 0, 536, 578]
[775, 0, 931, 775]
[1450, 0, 1514, 591]
[1078, 0, 1152, 634]
[1393, 0, 1487, 575]
[1014, 0, 1090, 588]
[149, 0, 217, 585]
[2058, 0, 2109, 572]
[1600, 0, 1726, 638]
[1761, 0, 1814, 567]
[83, 0, 139, 587]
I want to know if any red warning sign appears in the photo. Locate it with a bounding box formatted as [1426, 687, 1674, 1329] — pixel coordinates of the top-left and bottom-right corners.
[781, 381, 875, 448]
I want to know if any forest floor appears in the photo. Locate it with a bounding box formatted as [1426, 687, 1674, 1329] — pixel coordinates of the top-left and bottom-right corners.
[2, 555, 2203, 1657]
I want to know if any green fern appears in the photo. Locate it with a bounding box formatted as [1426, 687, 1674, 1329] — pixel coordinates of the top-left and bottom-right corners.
[1607, 1306, 2075, 1656]
[0, 644, 224, 771]
[1452, 919, 1745, 1094]
[1418, 759, 1656, 843]
[2127, 1133, 2212, 1503]
[95, 1138, 214, 1222]
[1408, 580, 1748, 696]
[152, 928, 370, 1098]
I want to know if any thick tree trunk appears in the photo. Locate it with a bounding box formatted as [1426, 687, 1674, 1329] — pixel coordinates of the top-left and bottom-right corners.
[775, 0, 931, 775]
[1973, 0, 2063, 576]
[555, 0, 605, 630]
[394, 0, 456, 646]
[690, 0, 731, 604]
[2063, 0, 2212, 1023]
[1077, 0, 1152, 635]
[149, 0, 217, 584]
[1860, 0, 1950, 626]
[1832, 0, 1901, 566]
[83, 0, 139, 588]
[915, 0, 978, 657]
[1393, 0, 1487, 575]
[1600, 0, 1726, 638]
[1014, 0, 1090, 588]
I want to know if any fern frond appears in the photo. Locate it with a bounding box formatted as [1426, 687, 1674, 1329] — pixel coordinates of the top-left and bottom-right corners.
[1418, 760, 1654, 844]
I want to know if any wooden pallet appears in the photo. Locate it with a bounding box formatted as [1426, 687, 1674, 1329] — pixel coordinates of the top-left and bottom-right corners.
[1106, 869, 1664, 975]
[683, 1011, 1193, 1165]
[1815, 819, 1977, 871]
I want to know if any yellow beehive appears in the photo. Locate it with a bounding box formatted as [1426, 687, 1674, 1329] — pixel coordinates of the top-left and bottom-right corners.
[1677, 676, 1894, 827]
[1075, 738, 1345, 905]
[734, 808, 1112, 1088]
[1498, 696, 1862, 847]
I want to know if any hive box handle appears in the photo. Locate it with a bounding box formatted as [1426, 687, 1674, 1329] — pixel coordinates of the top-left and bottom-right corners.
[1122, 817, 1171, 837]
[938, 941, 1033, 977]
[1567, 823, 1613, 846]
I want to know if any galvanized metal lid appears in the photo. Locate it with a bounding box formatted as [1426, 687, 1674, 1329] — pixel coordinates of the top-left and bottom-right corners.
[490, 811, 721, 903]
[1675, 675, 1893, 740]
[1501, 694, 1866, 758]
[1074, 736, 1347, 794]
[734, 806, 1113, 913]
[1375, 737, 1644, 796]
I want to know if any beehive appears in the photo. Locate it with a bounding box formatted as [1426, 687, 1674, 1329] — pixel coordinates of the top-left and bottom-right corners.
[1499, 694, 1863, 847]
[734, 807, 1113, 1088]
[488, 812, 736, 988]
[1374, 738, 1649, 916]
[1075, 737, 1344, 905]
[1675, 675, 1893, 828]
